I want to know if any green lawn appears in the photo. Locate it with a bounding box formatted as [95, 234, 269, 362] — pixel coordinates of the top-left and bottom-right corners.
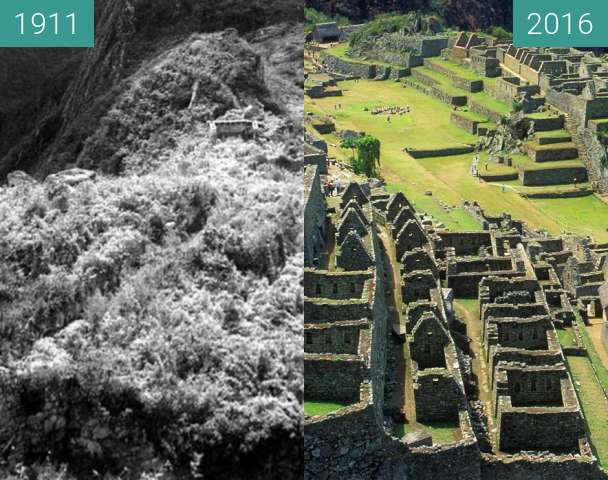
[566, 356, 608, 468]
[574, 311, 608, 392]
[536, 129, 571, 139]
[456, 298, 480, 312]
[304, 400, 351, 416]
[393, 421, 461, 444]
[453, 110, 489, 122]
[469, 92, 512, 116]
[557, 327, 576, 347]
[305, 78, 608, 241]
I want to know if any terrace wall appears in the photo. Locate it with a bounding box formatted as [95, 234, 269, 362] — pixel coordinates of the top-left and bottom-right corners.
[450, 112, 482, 134]
[405, 74, 467, 107]
[520, 167, 587, 186]
[322, 54, 377, 79]
[470, 100, 505, 124]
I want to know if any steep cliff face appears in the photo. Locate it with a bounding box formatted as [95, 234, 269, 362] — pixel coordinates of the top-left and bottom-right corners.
[441, 0, 512, 31]
[305, 0, 512, 30]
[0, 0, 301, 180]
[306, 0, 430, 23]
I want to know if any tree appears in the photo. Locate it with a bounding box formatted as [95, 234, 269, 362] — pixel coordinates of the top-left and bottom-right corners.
[354, 135, 381, 178]
[340, 136, 357, 160]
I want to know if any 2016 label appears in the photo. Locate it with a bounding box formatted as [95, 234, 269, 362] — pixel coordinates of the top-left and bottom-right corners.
[527, 12, 593, 36]
[514, 0, 607, 47]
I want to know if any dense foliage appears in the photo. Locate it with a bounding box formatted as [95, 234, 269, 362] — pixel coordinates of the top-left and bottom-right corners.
[304, 7, 350, 34]
[306, 0, 513, 32]
[349, 13, 410, 47]
[0, 24, 303, 480]
[349, 135, 381, 178]
[486, 25, 512, 41]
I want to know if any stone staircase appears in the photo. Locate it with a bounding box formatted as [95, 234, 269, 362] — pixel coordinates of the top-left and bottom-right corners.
[564, 115, 598, 190]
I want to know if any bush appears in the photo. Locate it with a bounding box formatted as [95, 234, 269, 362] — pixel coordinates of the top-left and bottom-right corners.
[486, 26, 512, 41]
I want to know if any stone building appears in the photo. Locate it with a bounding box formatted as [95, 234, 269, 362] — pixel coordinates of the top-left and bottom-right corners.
[311, 22, 340, 43]
[305, 183, 605, 478]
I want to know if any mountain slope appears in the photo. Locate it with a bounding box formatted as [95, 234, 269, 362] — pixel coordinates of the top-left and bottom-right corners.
[304, 0, 512, 30]
[0, 19, 303, 480]
[0, 0, 302, 181]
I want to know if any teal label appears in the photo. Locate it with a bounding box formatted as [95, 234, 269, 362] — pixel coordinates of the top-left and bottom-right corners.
[514, 0, 607, 47]
[0, 0, 94, 47]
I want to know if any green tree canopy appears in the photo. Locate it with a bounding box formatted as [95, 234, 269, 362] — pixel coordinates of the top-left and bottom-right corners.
[350, 134, 381, 178]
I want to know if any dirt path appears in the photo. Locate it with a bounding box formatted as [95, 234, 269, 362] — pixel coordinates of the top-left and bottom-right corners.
[454, 300, 498, 451]
[379, 226, 409, 418]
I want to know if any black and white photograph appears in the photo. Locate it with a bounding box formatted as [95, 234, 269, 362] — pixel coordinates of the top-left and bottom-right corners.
[0, 1, 304, 479]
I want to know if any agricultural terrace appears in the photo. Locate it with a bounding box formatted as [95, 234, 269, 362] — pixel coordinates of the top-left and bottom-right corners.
[305, 75, 608, 241]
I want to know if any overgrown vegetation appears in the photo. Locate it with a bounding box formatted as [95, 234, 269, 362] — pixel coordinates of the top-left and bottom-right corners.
[355, 135, 381, 177]
[485, 26, 512, 41]
[0, 24, 303, 480]
[349, 13, 409, 47]
[305, 7, 349, 34]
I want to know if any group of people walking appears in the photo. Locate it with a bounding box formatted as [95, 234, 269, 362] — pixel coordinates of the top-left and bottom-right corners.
[323, 178, 342, 196]
[371, 105, 410, 116]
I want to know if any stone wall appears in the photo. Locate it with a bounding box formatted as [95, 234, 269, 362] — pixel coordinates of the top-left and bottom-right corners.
[424, 59, 483, 92]
[581, 127, 608, 191]
[525, 145, 578, 163]
[450, 112, 482, 134]
[494, 77, 540, 107]
[304, 152, 328, 174]
[414, 369, 462, 421]
[304, 269, 372, 300]
[405, 75, 468, 107]
[449, 271, 520, 298]
[481, 453, 608, 480]
[304, 356, 364, 402]
[305, 321, 367, 355]
[436, 231, 492, 256]
[452, 76, 483, 94]
[470, 100, 505, 124]
[304, 389, 386, 480]
[405, 145, 475, 158]
[408, 442, 482, 479]
[525, 115, 565, 132]
[519, 166, 588, 186]
[304, 298, 370, 323]
[471, 55, 501, 78]
[497, 405, 582, 452]
[304, 165, 326, 268]
[322, 54, 376, 79]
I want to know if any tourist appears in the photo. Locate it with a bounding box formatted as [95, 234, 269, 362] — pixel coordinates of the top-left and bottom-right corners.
[335, 179, 342, 195]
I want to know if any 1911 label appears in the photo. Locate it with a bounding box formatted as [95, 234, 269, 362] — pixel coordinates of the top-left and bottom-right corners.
[0, 0, 93, 47]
